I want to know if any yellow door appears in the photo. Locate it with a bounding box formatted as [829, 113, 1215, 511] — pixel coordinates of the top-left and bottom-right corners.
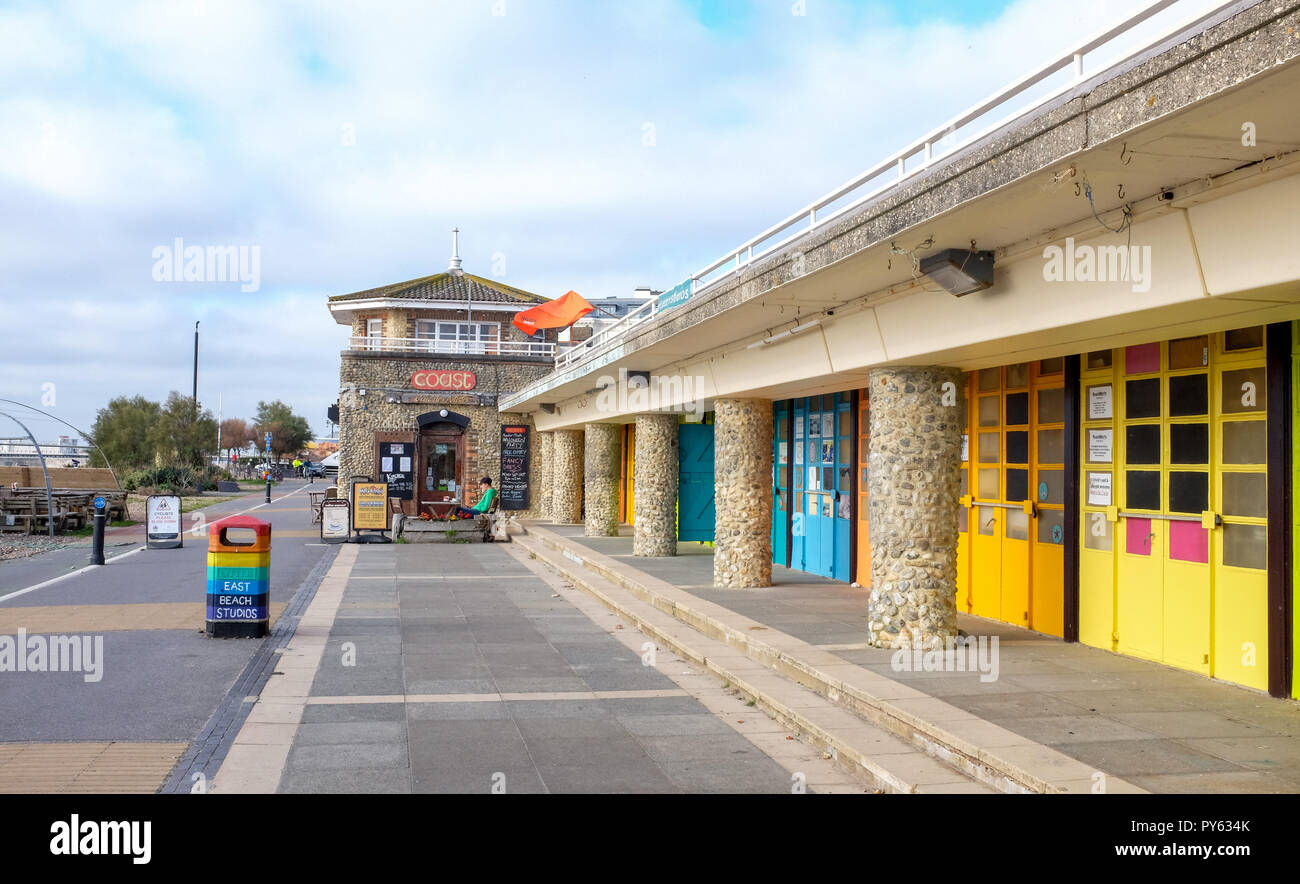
[1212, 333, 1269, 690]
[1078, 331, 1269, 690]
[960, 362, 1064, 632]
[856, 393, 872, 583]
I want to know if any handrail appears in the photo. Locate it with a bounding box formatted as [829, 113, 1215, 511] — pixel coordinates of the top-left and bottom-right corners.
[350, 336, 556, 357]
[553, 0, 1238, 372]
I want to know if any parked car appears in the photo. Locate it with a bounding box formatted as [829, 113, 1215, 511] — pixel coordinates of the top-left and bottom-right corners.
[302, 461, 325, 478]
[321, 451, 340, 480]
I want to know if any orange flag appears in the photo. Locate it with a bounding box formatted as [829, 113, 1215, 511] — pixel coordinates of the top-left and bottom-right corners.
[512, 290, 594, 335]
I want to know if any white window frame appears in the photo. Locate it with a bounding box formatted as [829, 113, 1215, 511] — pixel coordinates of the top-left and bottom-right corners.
[415, 320, 500, 355]
[365, 318, 383, 350]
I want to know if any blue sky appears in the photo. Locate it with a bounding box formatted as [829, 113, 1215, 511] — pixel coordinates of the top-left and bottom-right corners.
[0, 0, 1197, 441]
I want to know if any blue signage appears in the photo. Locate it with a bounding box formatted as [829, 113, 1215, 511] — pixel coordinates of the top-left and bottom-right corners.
[93, 496, 106, 510]
[656, 278, 694, 313]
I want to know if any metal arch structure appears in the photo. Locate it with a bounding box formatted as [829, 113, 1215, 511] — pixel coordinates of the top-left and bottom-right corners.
[0, 398, 122, 490]
[0, 409, 56, 538]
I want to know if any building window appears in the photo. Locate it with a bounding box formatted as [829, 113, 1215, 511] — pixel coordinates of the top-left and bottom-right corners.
[366, 318, 382, 350]
[415, 320, 500, 355]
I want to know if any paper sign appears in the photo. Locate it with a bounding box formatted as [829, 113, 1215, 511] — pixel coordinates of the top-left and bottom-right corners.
[1088, 384, 1113, 420]
[961, 433, 969, 462]
[795, 417, 804, 439]
[1087, 472, 1112, 506]
[381, 456, 393, 472]
[778, 442, 787, 465]
[821, 414, 834, 439]
[1088, 429, 1113, 463]
[794, 443, 804, 465]
[400, 457, 411, 472]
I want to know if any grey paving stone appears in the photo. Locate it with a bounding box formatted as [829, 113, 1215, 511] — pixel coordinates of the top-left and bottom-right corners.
[1054, 739, 1243, 776]
[407, 700, 510, 721]
[656, 758, 792, 794]
[404, 678, 499, 694]
[286, 742, 409, 771]
[493, 676, 590, 693]
[617, 713, 736, 737]
[278, 768, 411, 793]
[533, 761, 680, 794]
[503, 699, 611, 720]
[294, 721, 406, 745]
[301, 703, 407, 723]
[602, 696, 714, 716]
[635, 733, 768, 763]
[571, 663, 678, 691]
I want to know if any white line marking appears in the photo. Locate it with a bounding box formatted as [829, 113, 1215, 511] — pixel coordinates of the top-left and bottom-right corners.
[0, 545, 144, 604]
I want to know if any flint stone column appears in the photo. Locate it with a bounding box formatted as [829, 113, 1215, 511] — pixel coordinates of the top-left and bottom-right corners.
[713, 398, 773, 588]
[551, 429, 584, 524]
[584, 423, 621, 536]
[633, 413, 679, 557]
[538, 431, 554, 521]
[867, 366, 964, 650]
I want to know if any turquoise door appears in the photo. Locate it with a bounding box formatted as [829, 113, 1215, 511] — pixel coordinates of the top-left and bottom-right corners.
[792, 394, 853, 581]
[678, 423, 715, 542]
[772, 401, 790, 567]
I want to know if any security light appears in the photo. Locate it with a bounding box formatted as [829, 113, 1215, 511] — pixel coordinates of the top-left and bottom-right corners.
[919, 248, 994, 296]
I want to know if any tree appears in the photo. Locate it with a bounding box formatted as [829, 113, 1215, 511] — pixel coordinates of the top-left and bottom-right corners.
[220, 417, 253, 460]
[149, 392, 218, 467]
[89, 396, 162, 469]
[253, 400, 312, 460]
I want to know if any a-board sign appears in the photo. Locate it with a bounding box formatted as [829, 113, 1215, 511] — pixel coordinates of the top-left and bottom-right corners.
[353, 483, 389, 531]
[146, 494, 183, 549]
[499, 425, 529, 510]
[320, 498, 350, 543]
[378, 441, 414, 500]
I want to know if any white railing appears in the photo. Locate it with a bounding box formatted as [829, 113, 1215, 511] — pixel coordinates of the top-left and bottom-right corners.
[554, 0, 1238, 372]
[350, 336, 556, 357]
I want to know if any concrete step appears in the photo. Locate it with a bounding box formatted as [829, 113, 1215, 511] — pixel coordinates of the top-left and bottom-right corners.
[514, 531, 993, 793]
[519, 524, 1144, 795]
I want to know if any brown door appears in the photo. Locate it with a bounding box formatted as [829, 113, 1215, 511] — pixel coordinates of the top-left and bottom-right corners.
[418, 429, 465, 516]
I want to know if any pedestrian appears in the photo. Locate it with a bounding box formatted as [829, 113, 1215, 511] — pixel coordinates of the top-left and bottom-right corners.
[292, 456, 303, 477]
[452, 477, 497, 519]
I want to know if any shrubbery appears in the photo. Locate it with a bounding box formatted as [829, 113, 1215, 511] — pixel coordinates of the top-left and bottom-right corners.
[122, 464, 233, 495]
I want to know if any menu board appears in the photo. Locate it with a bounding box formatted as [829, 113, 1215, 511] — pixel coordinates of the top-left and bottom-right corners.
[378, 441, 414, 500]
[500, 425, 530, 510]
[353, 483, 389, 530]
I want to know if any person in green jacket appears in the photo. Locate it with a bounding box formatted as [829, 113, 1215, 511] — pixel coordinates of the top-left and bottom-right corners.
[454, 477, 498, 519]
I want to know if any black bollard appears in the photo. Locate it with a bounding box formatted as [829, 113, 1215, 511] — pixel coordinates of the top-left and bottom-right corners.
[90, 500, 106, 566]
[265, 476, 272, 503]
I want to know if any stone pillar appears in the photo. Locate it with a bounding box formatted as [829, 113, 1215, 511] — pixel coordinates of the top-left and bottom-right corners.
[551, 429, 584, 524]
[713, 398, 773, 588]
[633, 413, 679, 557]
[538, 431, 554, 521]
[584, 422, 621, 537]
[867, 366, 965, 650]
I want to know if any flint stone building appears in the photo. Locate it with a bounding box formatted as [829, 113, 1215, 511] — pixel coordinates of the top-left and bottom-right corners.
[330, 248, 575, 520]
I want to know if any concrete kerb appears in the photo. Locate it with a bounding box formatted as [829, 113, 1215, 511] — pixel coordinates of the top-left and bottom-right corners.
[519, 523, 1144, 795]
[515, 531, 975, 794]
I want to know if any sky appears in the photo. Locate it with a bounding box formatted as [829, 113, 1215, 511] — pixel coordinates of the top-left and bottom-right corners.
[0, 0, 1208, 446]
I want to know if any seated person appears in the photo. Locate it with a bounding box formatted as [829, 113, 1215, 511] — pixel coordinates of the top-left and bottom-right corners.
[453, 477, 498, 519]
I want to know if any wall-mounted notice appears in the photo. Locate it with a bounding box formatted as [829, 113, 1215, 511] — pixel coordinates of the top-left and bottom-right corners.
[1087, 472, 1112, 506]
[961, 433, 969, 463]
[1088, 429, 1113, 463]
[500, 425, 530, 510]
[1088, 384, 1113, 420]
[378, 442, 414, 500]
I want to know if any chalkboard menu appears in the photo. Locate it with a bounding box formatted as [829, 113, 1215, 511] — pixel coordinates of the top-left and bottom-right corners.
[499, 426, 529, 510]
[378, 441, 415, 500]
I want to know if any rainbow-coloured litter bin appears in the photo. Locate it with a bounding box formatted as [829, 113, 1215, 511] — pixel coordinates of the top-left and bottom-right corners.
[206, 515, 271, 638]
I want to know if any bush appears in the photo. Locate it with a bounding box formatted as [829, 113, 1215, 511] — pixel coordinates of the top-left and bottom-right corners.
[122, 464, 200, 495]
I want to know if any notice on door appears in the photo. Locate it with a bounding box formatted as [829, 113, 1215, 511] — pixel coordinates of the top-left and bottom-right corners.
[1088, 429, 1113, 463]
[1088, 384, 1113, 420]
[500, 425, 530, 510]
[1087, 471, 1112, 506]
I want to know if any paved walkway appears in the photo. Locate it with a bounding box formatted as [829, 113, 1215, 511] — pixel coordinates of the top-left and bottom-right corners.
[544, 524, 1300, 794]
[214, 541, 881, 794]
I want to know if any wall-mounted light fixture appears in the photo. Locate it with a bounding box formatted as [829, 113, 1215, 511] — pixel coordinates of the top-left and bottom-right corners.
[919, 248, 994, 296]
